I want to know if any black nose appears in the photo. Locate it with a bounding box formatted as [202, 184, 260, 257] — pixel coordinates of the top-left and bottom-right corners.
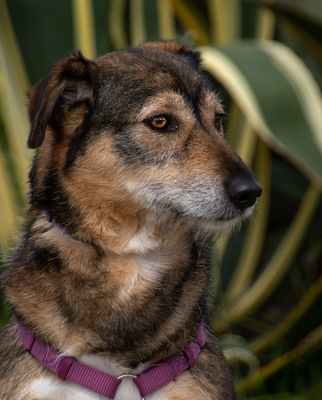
[228, 175, 262, 210]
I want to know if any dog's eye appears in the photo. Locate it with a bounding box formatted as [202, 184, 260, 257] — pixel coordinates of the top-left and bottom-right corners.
[214, 114, 224, 130]
[215, 113, 226, 131]
[149, 115, 169, 130]
[145, 115, 178, 132]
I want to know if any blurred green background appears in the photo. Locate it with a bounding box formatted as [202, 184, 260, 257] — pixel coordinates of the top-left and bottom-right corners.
[0, 0, 322, 398]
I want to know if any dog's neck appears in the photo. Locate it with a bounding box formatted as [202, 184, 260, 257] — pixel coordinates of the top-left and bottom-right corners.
[5, 209, 207, 368]
[42, 204, 191, 255]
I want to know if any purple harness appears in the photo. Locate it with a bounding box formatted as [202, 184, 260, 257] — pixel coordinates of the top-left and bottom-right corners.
[18, 322, 205, 399]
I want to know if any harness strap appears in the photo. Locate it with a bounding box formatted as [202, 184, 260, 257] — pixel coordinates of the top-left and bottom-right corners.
[134, 323, 205, 397]
[18, 323, 205, 399]
[18, 324, 121, 398]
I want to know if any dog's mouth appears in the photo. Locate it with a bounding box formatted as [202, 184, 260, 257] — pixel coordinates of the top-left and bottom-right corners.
[182, 201, 255, 232]
[138, 180, 260, 232]
[194, 205, 255, 232]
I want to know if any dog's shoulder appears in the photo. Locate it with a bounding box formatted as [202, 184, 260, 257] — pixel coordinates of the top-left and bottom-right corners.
[0, 317, 45, 399]
[190, 322, 236, 399]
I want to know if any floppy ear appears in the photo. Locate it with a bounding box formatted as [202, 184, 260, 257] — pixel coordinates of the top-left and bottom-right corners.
[140, 41, 201, 70]
[27, 52, 93, 149]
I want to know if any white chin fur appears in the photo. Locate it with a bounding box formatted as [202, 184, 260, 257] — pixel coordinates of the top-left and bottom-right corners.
[193, 206, 254, 233]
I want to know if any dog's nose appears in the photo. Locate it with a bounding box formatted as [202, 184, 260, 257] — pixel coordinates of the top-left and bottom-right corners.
[228, 175, 262, 210]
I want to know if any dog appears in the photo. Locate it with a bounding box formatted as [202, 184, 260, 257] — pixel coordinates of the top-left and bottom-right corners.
[0, 41, 261, 399]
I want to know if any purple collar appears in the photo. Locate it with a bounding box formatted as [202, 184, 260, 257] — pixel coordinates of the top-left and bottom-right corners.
[43, 211, 94, 246]
[18, 323, 205, 398]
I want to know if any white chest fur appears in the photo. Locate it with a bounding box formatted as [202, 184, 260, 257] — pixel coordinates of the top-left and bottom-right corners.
[24, 375, 179, 400]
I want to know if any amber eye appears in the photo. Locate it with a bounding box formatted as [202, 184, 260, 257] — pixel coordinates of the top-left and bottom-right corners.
[215, 113, 226, 130]
[149, 115, 169, 130]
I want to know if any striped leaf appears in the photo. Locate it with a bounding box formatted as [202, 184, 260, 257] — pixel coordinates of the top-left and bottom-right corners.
[201, 40, 322, 187]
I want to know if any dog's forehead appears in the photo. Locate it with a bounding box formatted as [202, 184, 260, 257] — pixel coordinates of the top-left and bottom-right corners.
[91, 48, 221, 125]
[95, 48, 217, 105]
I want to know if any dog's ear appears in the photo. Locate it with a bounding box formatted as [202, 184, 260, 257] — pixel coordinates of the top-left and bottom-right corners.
[140, 41, 201, 70]
[27, 52, 93, 149]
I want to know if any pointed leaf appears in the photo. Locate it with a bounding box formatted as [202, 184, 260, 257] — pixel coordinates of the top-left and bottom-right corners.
[201, 40, 322, 187]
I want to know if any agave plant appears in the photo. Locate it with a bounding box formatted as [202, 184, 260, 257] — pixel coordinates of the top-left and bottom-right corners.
[0, 0, 321, 397]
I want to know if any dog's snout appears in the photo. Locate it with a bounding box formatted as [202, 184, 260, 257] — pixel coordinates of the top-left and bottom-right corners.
[228, 175, 262, 210]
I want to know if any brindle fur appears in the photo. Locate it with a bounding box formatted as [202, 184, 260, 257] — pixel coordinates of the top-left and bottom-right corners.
[0, 42, 260, 399]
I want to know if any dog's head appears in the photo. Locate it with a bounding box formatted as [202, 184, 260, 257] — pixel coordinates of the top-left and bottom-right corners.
[27, 42, 261, 250]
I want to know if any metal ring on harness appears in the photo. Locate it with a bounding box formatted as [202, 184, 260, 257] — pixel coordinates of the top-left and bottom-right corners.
[116, 373, 145, 400]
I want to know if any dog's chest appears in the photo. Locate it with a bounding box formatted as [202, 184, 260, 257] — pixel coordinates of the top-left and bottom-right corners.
[25, 377, 141, 399]
[25, 376, 177, 400]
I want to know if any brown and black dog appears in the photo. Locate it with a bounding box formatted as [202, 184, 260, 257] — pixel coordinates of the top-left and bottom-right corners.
[0, 42, 261, 399]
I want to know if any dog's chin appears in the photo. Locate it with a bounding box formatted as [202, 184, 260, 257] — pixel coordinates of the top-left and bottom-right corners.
[191, 206, 254, 234]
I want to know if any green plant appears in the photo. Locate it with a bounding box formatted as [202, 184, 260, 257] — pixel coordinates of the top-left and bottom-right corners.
[0, 0, 321, 397]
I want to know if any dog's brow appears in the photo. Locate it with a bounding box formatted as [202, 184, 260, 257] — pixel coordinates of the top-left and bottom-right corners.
[136, 93, 191, 122]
